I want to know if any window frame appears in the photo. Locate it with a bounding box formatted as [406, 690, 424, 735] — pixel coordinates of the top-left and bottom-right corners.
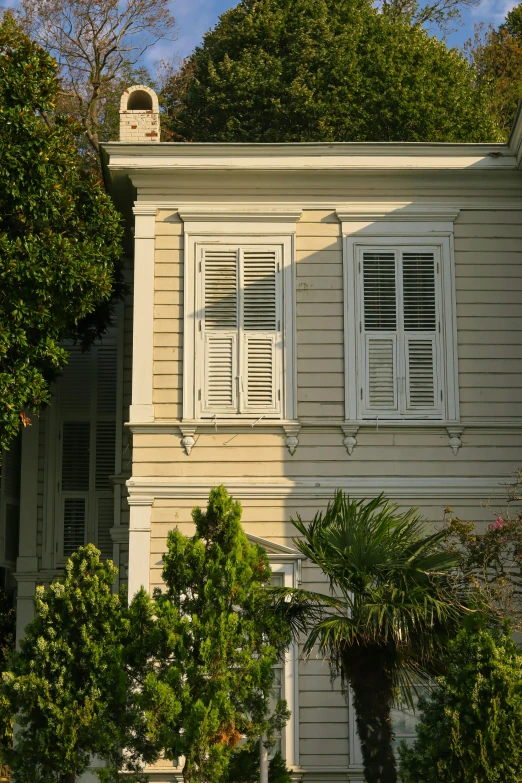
[343, 234, 459, 423]
[182, 222, 298, 423]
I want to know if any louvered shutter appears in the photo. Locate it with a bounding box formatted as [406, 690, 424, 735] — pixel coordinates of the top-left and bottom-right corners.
[59, 352, 92, 557]
[402, 252, 441, 415]
[361, 252, 399, 416]
[241, 248, 280, 414]
[57, 344, 117, 559]
[202, 249, 239, 414]
[95, 346, 117, 558]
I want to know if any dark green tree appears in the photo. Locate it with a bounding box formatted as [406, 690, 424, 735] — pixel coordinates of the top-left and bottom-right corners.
[466, 3, 522, 138]
[0, 588, 15, 675]
[273, 492, 470, 783]
[140, 486, 291, 783]
[0, 545, 156, 783]
[399, 623, 522, 783]
[0, 13, 123, 452]
[227, 742, 292, 783]
[162, 0, 500, 143]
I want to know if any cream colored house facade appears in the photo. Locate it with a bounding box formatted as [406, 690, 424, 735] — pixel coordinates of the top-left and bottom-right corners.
[3, 88, 522, 781]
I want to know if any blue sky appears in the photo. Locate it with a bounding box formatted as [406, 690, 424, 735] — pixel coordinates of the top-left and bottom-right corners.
[153, 0, 519, 66]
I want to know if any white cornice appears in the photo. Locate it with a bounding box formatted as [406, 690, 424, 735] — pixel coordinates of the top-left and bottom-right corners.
[126, 477, 508, 500]
[132, 204, 158, 216]
[177, 206, 302, 222]
[101, 140, 517, 172]
[336, 203, 460, 222]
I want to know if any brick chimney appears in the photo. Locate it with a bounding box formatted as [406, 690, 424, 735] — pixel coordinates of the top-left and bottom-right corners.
[119, 85, 160, 142]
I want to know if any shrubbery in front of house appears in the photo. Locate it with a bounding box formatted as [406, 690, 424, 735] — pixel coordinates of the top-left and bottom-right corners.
[398, 623, 522, 783]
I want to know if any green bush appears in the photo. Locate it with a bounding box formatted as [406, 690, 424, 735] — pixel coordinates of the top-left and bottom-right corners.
[398, 624, 522, 783]
[227, 742, 292, 783]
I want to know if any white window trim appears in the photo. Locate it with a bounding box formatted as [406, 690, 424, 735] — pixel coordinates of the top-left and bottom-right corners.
[181, 209, 300, 424]
[340, 210, 460, 424]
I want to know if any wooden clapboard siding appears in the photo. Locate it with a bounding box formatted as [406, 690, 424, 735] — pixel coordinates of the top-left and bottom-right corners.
[296, 213, 344, 420]
[454, 211, 522, 419]
[154, 210, 184, 420]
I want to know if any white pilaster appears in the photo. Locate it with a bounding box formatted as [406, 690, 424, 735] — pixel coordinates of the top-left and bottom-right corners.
[127, 495, 153, 598]
[15, 415, 40, 645]
[130, 204, 156, 423]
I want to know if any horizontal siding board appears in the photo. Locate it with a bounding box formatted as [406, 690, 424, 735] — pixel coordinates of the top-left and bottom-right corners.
[296, 223, 341, 236]
[455, 264, 522, 278]
[297, 277, 343, 290]
[296, 264, 343, 277]
[298, 330, 344, 344]
[298, 359, 344, 373]
[454, 238, 522, 252]
[134, 445, 522, 463]
[296, 237, 343, 251]
[156, 235, 183, 250]
[455, 211, 522, 224]
[300, 723, 348, 739]
[457, 317, 522, 330]
[296, 289, 344, 303]
[297, 303, 344, 317]
[298, 343, 344, 358]
[134, 461, 519, 477]
[456, 290, 522, 304]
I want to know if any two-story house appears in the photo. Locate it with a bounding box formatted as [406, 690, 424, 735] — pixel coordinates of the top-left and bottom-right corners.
[3, 84, 522, 781]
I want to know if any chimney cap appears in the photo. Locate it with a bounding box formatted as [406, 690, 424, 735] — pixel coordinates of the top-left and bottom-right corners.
[120, 84, 159, 113]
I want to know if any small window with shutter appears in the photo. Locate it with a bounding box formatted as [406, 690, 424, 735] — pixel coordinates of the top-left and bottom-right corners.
[197, 244, 282, 418]
[55, 343, 117, 560]
[358, 247, 443, 419]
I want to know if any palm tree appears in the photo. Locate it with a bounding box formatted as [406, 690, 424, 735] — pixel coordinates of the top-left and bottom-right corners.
[274, 492, 469, 783]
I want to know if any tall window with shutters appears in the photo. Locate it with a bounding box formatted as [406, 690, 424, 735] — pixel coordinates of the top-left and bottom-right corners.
[197, 244, 283, 418]
[357, 246, 443, 419]
[55, 345, 117, 560]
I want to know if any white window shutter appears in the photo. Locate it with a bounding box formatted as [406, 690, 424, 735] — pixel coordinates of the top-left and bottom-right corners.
[361, 252, 399, 416]
[202, 249, 239, 414]
[204, 334, 238, 412]
[366, 336, 398, 411]
[402, 253, 441, 415]
[241, 249, 280, 414]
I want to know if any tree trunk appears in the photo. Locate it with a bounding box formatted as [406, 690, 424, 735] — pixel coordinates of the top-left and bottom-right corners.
[343, 646, 397, 783]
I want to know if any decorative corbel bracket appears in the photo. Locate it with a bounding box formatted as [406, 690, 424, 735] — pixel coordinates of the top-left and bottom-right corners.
[446, 426, 464, 456]
[283, 423, 301, 456]
[179, 425, 197, 456]
[341, 424, 359, 456]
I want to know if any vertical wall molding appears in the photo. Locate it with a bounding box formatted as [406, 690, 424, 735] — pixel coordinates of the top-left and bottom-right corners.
[15, 414, 40, 644]
[130, 204, 157, 423]
[127, 494, 154, 598]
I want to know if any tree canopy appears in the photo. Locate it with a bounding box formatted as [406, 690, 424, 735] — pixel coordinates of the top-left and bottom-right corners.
[0, 14, 123, 452]
[466, 2, 522, 138]
[162, 0, 500, 143]
[19, 0, 176, 170]
[140, 486, 291, 783]
[0, 546, 155, 783]
[399, 623, 522, 783]
[273, 492, 470, 783]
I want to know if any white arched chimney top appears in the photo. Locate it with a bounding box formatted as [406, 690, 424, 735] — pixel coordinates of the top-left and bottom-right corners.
[119, 85, 160, 142]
